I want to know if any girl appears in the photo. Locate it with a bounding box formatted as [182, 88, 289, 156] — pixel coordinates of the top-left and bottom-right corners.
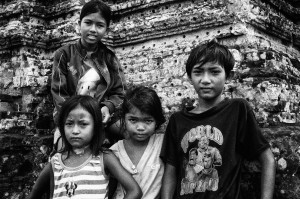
[110, 86, 166, 199]
[28, 95, 142, 199]
[51, 0, 126, 148]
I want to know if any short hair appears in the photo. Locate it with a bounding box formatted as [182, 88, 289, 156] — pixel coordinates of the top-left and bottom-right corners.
[79, 0, 112, 27]
[58, 95, 104, 156]
[121, 86, 166, 131]
[186, 39, 235, 78]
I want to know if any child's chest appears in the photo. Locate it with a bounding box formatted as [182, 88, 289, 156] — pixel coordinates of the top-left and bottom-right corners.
[124, 143, 147, 166]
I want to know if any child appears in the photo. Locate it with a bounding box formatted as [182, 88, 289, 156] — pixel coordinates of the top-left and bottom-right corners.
[110, 86, 166, 199]
[51, 0, 126, 148]
[160, 39, 275, 199]
[28, 95, 142, 199]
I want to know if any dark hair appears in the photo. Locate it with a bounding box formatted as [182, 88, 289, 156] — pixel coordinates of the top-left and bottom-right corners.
[80, 0, 112, 27]
[80, 1, 119, 74]
[57, 95, 104, 156]
[185, 38, 235, 78]
[120, 86, 166, 131]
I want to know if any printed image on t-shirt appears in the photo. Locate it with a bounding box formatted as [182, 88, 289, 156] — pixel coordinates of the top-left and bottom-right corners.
[180, 125, 223, 195]
[76, 68, 100, 98]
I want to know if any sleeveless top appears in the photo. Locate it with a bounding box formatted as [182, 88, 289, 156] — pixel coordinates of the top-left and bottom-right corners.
[50, 153, 109, 199]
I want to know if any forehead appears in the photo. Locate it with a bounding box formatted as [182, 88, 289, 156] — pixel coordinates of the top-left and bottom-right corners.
[81, 12, 107, 23]
[126, 106, 153, 118]
[66, 105, 92, 118]
[192, 61, 224, 70]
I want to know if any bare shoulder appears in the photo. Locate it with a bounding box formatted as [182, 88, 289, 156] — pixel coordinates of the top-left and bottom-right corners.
[103, 150, 119, 168]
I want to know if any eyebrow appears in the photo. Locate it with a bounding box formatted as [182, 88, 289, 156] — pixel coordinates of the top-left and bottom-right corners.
[126, 115, 154, 119]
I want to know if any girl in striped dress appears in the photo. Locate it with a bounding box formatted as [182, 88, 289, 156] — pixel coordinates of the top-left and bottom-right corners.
[28, 95, 142, 199]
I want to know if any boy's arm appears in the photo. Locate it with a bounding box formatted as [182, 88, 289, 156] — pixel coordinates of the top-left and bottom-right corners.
[258, 148, 276, 199]
[161, 163, 176, 199]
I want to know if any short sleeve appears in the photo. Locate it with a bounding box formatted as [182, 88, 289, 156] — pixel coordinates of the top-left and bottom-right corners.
[109, 142, 120, 159]
[237, 103, 270, 160]
[160, 114, 179, 167]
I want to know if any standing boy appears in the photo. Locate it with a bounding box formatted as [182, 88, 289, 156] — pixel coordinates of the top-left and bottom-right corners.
[161, 39, 275, 199]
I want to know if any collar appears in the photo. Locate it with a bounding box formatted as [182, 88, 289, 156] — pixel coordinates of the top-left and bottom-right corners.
[75, 39, 105, 59]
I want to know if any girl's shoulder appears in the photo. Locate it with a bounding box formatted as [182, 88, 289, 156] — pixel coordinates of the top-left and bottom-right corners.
[53, 41, 77, 57]
[152, 133, 164, 143]
[109, 140, 123, 151]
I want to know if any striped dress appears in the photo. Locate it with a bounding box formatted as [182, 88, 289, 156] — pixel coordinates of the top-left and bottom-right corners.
[50, 153, 109, 199]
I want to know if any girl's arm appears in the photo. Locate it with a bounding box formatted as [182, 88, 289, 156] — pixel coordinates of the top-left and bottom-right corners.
[101, 56, 126, 114]
[103, 151, 142, 199]
[258, 148, 276, 199]
[27, 163, 51, 199]
[161, 163, 176, 199]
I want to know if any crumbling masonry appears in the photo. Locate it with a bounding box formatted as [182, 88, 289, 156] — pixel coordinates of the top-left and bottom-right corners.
[1, 0, 300, 198]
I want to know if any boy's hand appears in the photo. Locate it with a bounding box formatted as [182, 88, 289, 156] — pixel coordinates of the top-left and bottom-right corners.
[101, 106, 111, 124]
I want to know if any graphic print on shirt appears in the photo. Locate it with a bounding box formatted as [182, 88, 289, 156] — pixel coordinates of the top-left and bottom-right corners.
[180, 125, 223, 195]
[65, 181, 77, 197]
[76, 67, 100, 97]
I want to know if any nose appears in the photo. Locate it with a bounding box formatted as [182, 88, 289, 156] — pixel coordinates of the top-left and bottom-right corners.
[90, 24, 96, 32]
[72, 125, 80, 134]
[136, 122, 145, 131]
[201, 72, 211, 84]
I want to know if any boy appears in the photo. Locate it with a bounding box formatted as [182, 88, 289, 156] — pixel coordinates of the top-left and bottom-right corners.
[161, 39, 275, 199]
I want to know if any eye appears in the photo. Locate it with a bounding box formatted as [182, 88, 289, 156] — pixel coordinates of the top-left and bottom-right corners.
[84, 21, 92, 25]
[65, 121, 73, 126]
[192, 68, 203, 74]
[211, 70, 222, 75]
[79, 121, 89, 126]
[128, 118, 137, 123]
[96, 23, 105, 28]
[145, 120, 154, 124]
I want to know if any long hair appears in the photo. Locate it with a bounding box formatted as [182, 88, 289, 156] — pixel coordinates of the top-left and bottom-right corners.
[79, 0, 111, 27]
[120, 86, 166, 131]
[57, 95, 104, 156]
[79, 0, 117, 72]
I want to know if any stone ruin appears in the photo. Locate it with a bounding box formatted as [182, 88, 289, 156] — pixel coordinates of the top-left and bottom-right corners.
[1, 0, 300, 198]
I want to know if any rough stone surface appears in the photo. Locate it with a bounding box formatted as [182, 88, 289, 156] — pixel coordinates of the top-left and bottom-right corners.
[0, 0, 300, 198]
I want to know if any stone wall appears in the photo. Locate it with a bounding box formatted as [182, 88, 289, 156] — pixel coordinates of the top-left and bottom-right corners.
[0, 0, 300, 198]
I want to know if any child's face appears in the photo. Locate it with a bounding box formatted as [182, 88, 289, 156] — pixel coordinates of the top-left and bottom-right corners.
[189, 61, 226, 104]
[64, 105, 94, 150]
[125, 106, 156, 143]
[78, 11, 108, 49]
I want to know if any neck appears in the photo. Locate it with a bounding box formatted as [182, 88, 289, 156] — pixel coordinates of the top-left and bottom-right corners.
[72, 145, 91, 156]
[125, 138, 150, 148]
[194, 96, 224, 113]
[80, 39, 98, 52]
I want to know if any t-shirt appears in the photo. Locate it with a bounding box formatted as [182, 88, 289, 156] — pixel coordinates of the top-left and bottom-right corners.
[110, 134, 165, 199]
[50, 153, 109, 199]
[161, 98, 269, 199]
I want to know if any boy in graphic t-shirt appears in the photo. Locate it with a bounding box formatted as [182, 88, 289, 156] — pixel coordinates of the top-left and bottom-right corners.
[160, 39, 275, 199]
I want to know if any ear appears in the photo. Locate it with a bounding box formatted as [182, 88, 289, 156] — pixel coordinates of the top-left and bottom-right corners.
[187, 76, 193, 84]
[226, 71, 234, 82]
[77, 20, 81, 34]
[104, 26, 109, 34]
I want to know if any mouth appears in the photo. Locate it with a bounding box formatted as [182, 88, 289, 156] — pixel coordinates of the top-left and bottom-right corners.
[70, 137, 82, 141]
[134, 133, 147, 138]
[87, 35, 97, 40]
[200, 87, 213, 92]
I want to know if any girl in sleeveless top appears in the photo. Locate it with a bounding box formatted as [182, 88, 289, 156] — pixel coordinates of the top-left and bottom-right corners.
[28, 95, 142, 199]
